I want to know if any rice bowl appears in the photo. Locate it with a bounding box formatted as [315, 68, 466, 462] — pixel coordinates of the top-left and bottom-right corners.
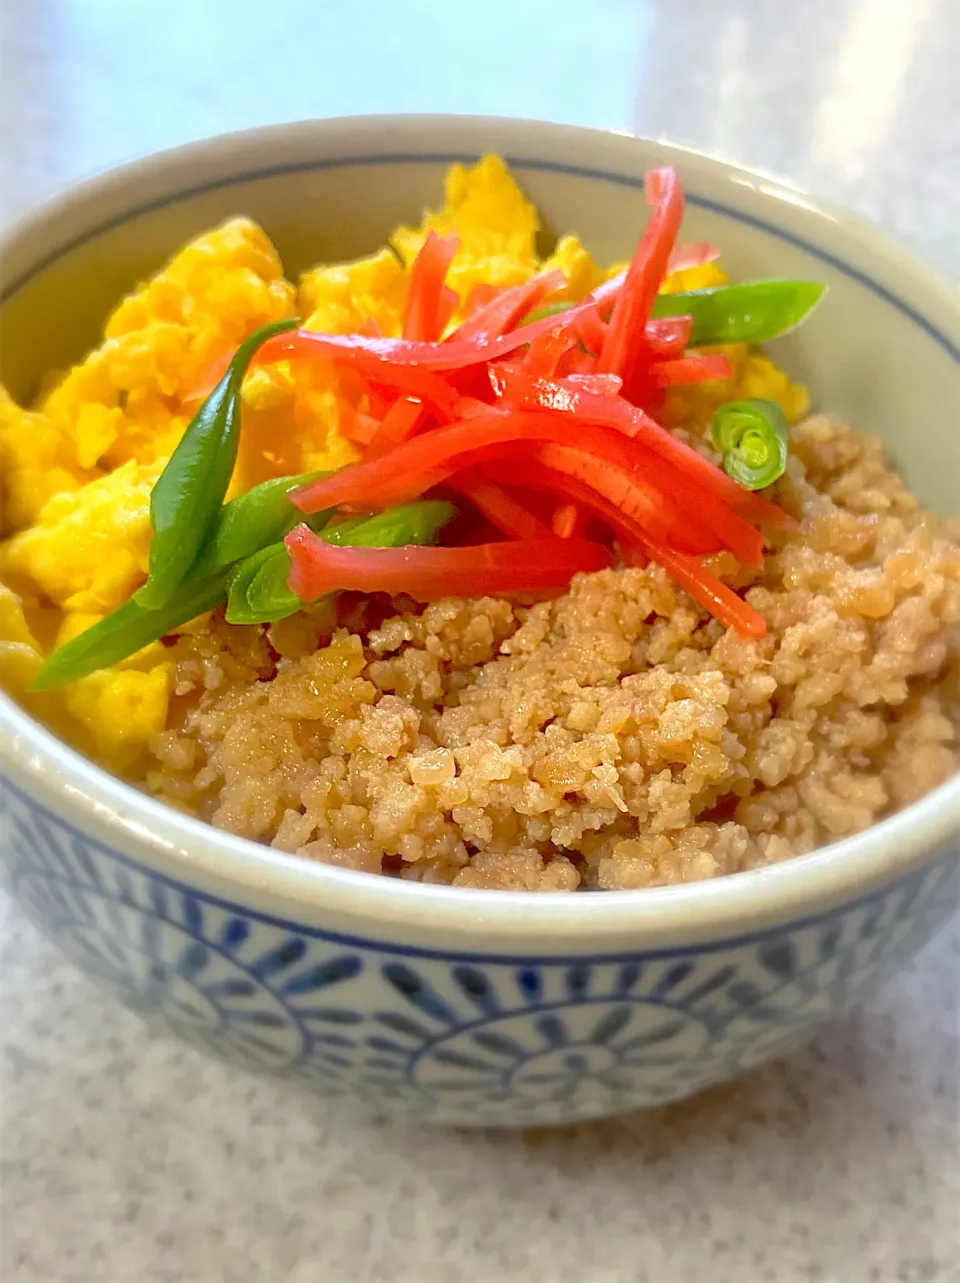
[0, 118, 958, 1124]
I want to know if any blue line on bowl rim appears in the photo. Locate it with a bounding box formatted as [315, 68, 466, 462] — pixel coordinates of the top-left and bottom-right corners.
[1, 151, 958, 365]
[5, 773, 951, 967]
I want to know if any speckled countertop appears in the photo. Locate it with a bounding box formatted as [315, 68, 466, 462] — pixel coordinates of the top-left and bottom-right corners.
[1, 2, 958, 1280]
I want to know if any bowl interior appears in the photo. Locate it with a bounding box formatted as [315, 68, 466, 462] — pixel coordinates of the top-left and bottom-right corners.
[2, 118, 958, 518]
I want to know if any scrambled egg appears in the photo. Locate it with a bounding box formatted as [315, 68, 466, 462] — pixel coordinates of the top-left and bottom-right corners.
[299, 247, 407, 337]
[62, 659, 173, 767]
[0, 218, 299, 762]
[540, 235, 606, 302]
[0, 154, 809, 773]
[228, 248, 411, 492]
[1, 458, 164, 614]
[0, 582, 165, 769]
[392, 154, 541, 310]
[0, 385, 100, 532]
[38, 218, 297, 473]
[661, 260, 730, 294]
[0, 581, 44, 692]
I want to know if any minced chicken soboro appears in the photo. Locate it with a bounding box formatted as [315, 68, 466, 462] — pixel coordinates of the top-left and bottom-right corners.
[1, 155, 958, 889]
[144, 415, 960, 890]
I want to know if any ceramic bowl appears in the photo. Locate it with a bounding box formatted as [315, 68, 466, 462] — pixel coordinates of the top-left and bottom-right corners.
[1, 116, 958, 1128]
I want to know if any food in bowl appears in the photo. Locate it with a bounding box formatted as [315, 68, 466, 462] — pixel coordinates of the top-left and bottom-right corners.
[1, 155, 957, 892]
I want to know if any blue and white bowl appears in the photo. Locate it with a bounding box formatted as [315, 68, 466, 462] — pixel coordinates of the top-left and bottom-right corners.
[1, 116, 958, 1127]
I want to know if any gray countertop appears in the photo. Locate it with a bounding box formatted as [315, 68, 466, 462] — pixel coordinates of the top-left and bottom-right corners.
[2, 2, 958, 1280]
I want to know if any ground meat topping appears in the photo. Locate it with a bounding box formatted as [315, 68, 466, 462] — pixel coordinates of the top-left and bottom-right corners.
[145, 417, 960, 890]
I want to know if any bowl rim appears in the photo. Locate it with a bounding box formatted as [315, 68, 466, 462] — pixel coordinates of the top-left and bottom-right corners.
[1, 113, 958, 944]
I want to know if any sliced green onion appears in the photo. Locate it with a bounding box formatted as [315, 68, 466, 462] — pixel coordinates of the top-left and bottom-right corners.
[226, 544, 301, 625]
[320, 501, 457, 548]
[651, 281, 827, 346]
[529, 280, 826, 347]
[190, 471, 330, 577]
[224, 500, 458, 626]
[711, 398, 790, 491]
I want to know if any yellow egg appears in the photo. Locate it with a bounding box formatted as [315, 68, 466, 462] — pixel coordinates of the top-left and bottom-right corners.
[392, 155, 540, 311]
[539, 236, 605, 302]
[0, 580, 44, 691]
[47, 611, 175, 765]
[63, 661, 173, 766]
[0, 457, 165, 613]
[227, 245, 403, 492]
[37, 218, 297, 471]
[232, 364, 360, 495]
[664, 345, 810, 428]
[661, 261, 730, 293]
[0, 384, 100, 533]
[299, 247, 407, 338]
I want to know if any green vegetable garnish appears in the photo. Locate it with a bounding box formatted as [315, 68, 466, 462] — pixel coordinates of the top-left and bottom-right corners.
[711, 398, 790, 491]
[134, 317, 297, 611]
[321, 501, 458, 549]
[225, 500, 457, 625]
[530, 280, 826, 347]
[651, 280, 827, 346]
[225, 543, 297, 625]
[190, 471, 330, 578]
[32, 468, 325, 689]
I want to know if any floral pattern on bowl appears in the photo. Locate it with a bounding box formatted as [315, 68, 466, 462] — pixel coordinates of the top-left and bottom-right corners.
[4, 780, 955, 1126]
